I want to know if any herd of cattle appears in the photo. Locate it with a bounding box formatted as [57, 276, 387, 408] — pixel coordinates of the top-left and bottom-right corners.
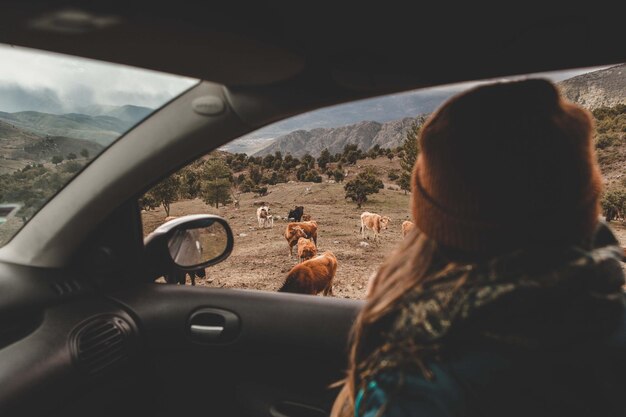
[253, 205, 415, 296]
[160, 207, 417, 295]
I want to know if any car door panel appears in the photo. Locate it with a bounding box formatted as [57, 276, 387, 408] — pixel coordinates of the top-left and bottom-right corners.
[109, 285, 363, 417]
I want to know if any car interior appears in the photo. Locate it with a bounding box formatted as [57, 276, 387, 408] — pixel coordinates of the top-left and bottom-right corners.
[0, 3, 624, 417]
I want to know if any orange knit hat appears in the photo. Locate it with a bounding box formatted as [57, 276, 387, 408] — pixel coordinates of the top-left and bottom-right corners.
[411, 79, 603, 256]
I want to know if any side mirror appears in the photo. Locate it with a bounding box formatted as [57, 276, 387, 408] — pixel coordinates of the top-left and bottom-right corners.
[143, 214, 234, 282]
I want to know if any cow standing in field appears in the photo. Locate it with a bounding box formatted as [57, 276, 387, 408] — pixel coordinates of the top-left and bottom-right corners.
[284, 221, 318, 257]
[297, 237, 317, 263]
[288, 206, 304, 222]
[360, 212, 391, 241]
[165, 267, 207, 286]
[278, 251, 337, 296]
[402, 220, 416, 238]
[257, 205, 271, 228]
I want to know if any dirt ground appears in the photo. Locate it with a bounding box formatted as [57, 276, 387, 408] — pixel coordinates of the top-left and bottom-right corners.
[142, 181, 626, 300]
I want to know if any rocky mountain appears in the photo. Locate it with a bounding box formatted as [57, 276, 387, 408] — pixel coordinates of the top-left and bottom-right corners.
[222, 88, 456, 154]
[253, 117, 420, 157]
[557, 63, 626, 109]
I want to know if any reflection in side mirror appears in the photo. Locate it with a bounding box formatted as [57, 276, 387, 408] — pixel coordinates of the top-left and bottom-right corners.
[168, 221, 229, 268]
[143, 214, 234, 283]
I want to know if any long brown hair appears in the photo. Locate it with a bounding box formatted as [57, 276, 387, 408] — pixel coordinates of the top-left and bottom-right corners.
[331, 229, 446, 417]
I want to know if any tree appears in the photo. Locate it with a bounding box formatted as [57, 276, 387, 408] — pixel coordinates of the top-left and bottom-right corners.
[284, 153, 294, 168]
[601, 189, 626, 221]
[80, 149, 90, 158]
[399, 120, 422, 194]
[145, 175, 180, 216]
[344, 170, 383, 208]
[178, 166, 202, 199]
[51, 155, 63, 165]
[201, 158, 233, 208]
[346, 149, 360, 165]
[317, 148, 331, 170]
[202, 178, 232, 208]
[249, 165, 262, 184]
[302, 153, 315, 170]
[262, 154, 275, 168]
[66, 152, 77, 160]
[333, 169, 345, 183]
[303, 169, 322, 183]
[296, 165, 308, 181]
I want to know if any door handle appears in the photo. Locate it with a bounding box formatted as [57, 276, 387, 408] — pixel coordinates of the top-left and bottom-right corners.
[188, 308, 240, 343]
[190, 324, 224, 337]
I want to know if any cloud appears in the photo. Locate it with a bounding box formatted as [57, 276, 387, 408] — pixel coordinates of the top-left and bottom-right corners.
[0, 43, 198, 113]
[0, 84, 64, 113]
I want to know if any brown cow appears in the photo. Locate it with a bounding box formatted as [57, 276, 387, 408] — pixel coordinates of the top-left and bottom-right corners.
[278, 251, 337, 296]
[297, 237, 317, 263]
[360, 212, 390, 241]
[402, 220, 416, 238]
[284, 221, 318, 257]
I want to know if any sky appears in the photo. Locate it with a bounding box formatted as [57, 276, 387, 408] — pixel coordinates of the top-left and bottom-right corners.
[0, 43, 198, 114]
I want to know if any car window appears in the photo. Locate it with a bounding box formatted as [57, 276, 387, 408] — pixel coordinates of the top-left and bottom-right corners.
[143, 64, 626, 298]
[0, 43, 198, 246]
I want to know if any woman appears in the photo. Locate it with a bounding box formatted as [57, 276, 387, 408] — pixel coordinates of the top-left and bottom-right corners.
[332, 79, 625, 417]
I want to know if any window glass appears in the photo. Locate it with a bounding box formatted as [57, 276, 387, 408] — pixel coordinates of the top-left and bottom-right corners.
[142, 64, 626, 297]
[0, 44, 198, 246]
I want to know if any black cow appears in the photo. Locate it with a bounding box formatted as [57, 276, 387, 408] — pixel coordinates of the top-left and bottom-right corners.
[164, 268, 206, 286]
[288, 206, 304, 222]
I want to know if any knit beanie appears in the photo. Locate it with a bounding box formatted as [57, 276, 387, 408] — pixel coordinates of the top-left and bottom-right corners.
[412, 78, 603, 256]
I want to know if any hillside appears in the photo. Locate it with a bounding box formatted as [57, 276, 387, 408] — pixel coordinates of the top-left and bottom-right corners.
[558, 63, 626, 109]
[254, 117, 420, 157]
[0, 110, 129, 146]
[0, 120, 103, 174]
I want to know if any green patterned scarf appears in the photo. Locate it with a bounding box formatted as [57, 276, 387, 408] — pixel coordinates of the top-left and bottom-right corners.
[358, 228, 625, 384]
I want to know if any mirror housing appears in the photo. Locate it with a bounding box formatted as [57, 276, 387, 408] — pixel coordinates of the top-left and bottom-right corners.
[143, 214, 234, 282]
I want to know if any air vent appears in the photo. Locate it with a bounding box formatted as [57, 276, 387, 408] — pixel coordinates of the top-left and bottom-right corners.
[70, 315, 134, 376]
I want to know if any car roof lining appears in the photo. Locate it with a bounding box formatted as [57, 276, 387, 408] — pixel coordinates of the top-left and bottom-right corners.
[0, 3, 624, 90]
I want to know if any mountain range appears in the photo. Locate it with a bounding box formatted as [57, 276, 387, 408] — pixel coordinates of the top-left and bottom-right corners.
[253, 117, 420, 157]
[0, 104, 152, 146]
[0, 104, 152, 174]
[250, 64, 626, 157]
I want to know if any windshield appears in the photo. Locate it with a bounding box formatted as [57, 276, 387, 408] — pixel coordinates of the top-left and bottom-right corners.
[0, 44, 198, 246]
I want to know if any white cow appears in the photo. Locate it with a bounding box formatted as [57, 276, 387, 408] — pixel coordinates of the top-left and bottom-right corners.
[360, 211, 391, 241]
[257, 205, 271, 228]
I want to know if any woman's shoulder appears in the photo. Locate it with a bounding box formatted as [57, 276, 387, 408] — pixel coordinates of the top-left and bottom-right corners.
[357, 320, 626, 417]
